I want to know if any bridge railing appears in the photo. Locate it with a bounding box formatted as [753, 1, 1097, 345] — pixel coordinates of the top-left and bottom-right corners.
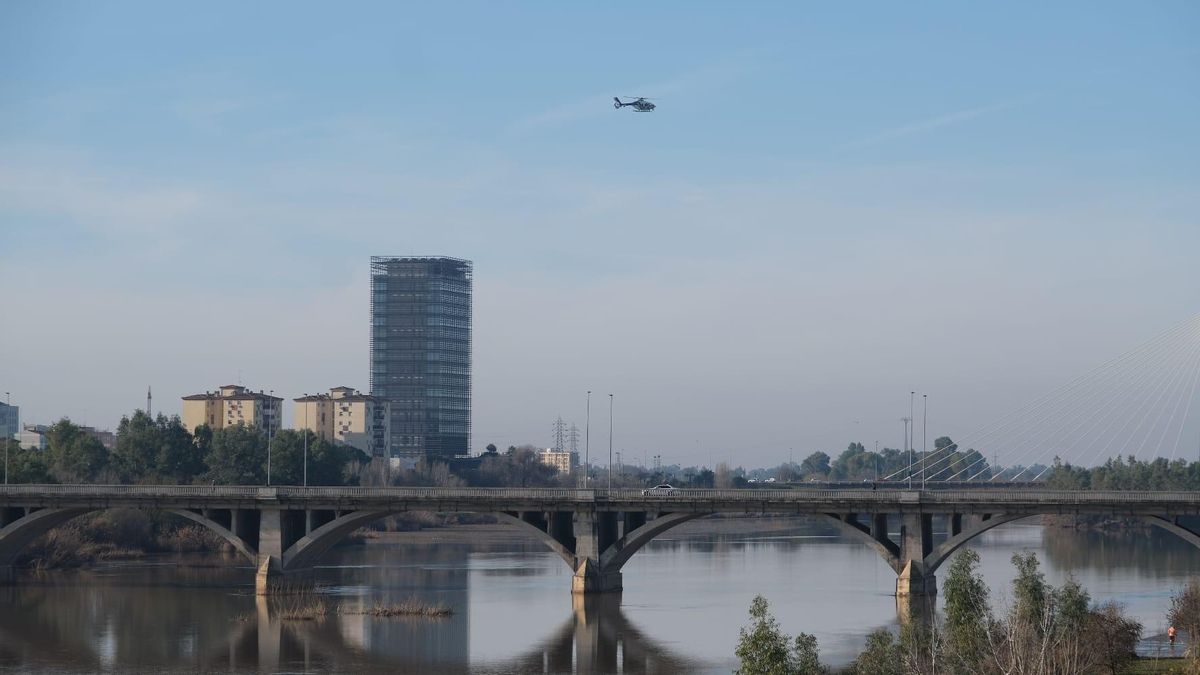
[0, 485, 1198, 505]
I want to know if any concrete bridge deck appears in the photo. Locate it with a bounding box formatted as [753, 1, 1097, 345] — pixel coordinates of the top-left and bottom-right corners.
[2, 485, 1198, 600]
[3, 484, 1199, 512]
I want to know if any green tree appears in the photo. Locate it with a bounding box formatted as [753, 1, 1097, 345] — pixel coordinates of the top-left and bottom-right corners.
[43, 419, 108, 482]
[831, 443, 870, 480]
[1011, 551, 1049, 629]
[792, 633, 821, 675]
[942, 548, 990, 668]
[852, 629, 901, 675]
[265, 430, 363, 486]
[2, 440, 54, 483]
[800, 452, 830, 479]
[204, 425, 267, 484]
[476, 446, 559, 487]
[734, 595, 823, 674]
[112, 411, 203, 483]
[1055, 575, 1090, 630]
[307, 437, 367, 485]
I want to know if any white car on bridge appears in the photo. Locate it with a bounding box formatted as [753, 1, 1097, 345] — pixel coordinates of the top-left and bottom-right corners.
[641, 484, 678, 496]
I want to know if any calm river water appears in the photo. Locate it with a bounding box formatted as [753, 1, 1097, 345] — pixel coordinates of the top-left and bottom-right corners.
[0, 517, 1193, 673]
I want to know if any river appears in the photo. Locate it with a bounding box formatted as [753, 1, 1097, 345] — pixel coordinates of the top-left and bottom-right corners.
[0, 517, 1192, 673]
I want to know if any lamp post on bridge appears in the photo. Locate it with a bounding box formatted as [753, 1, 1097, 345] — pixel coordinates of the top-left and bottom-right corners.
[583, 390, 591, 488]
[3, 391, 8, 485]
[607, 394, 614, 490]
[922, 394, 928, 490]
[266, 390, 274, 486]
[303, 395, 309, 487]
[908, 391, 915, 489]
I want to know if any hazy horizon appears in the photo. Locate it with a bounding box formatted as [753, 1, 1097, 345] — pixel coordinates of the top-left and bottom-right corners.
[2, 2, 1197, 468]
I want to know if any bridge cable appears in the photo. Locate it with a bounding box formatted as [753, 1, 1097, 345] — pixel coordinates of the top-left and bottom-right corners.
[1170, 335, 1200, 461]
[1030, 328, 1200, 480]
[1135, 326, 1200, 461]
[885, 315, 1198, 482]
[950, 315, 1200, 481]
[1021, 325, 1200, 480]
[1014, 322, 1200, 479]
[1011, 321, 1200, 481]
[930, 316, 1194, 481]
[1068, 320, 1200, 475]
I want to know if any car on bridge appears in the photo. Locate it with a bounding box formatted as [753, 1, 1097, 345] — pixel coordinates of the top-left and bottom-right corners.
[641, 484, 678, 496]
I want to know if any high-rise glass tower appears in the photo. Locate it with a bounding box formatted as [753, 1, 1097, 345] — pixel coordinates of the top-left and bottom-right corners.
[369, 256, 472, 461]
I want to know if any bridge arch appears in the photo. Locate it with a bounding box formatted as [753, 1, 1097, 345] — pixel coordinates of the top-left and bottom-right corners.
[280, 510, 709, 579]
[922, 513, 1035, 572]
[493, 513, 578, 568]
[0, 506, 259, 569]
[282, 510, 584, 572]
[165, 509, 258, 566]
[919, 513, 1200, 578]
[0, 508, 90, 567]
[816, 514, 903, 573]
[600, 512, 703, 572]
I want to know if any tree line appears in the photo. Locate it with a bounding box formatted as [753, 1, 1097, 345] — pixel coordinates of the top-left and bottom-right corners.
[2, 411, 365, 486]
[1045, 455, 1200, 491]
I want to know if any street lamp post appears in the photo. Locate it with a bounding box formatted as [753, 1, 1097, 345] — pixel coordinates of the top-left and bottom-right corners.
[3, 391, 8, 485]
[908, 391, 915, 488]
[922, 394, 928, 490]
[266, 390, 274, 485]
[607, 394, 613, 490]
[584, 391, 591, 487]
[303, 396, 309, 487]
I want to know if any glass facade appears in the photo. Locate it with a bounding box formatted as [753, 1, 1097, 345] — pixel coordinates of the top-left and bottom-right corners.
[369, 256, 472, 460]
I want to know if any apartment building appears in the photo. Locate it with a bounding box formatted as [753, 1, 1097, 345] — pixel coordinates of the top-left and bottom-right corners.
[181, 385, 283, 434]
[294, 387, 390, 457]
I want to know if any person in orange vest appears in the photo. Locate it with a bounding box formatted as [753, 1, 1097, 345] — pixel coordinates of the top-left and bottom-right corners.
[1168, 625, 1177, 646]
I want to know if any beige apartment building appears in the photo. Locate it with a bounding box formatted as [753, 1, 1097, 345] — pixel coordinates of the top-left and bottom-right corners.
[294, 387, 389, 456]
[181, 385, 283, 434]
[539, 449, 578, 475]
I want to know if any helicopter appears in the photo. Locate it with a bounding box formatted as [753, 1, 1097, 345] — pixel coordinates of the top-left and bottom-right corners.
[613, 96, 656, 112]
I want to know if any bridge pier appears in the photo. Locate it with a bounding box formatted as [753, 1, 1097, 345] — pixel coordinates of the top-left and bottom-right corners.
[896, 560, 936, 597]
[255, 508, 316, 594]
[573, 511, 622, 594]
[0, 565, 12, 585]
[255, 557, 314, 594]
[896, 512, 936, 598]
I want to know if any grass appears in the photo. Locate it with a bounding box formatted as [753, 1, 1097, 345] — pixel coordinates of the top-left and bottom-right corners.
[1125, 656, 1190, 674]
[358, 599, 454, 618]
[250, 589, 453, 622]
[279, 601, 330, 621]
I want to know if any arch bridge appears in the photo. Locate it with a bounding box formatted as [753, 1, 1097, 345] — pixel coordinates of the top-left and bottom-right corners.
[1, 486, 1198, 596]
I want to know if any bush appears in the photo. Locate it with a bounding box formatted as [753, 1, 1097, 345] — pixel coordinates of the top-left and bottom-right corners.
[734, 595, 824, 674]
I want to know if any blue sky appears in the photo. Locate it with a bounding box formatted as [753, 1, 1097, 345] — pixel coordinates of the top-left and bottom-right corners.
[2, 1, 1198, 467]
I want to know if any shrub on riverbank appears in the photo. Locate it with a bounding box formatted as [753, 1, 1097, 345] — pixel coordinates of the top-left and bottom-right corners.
[743, 551, 1143, 674]
[18, 509, 230, 569]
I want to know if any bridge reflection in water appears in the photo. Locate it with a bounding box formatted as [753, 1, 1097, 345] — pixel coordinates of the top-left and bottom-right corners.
[0, 584, 695, 674]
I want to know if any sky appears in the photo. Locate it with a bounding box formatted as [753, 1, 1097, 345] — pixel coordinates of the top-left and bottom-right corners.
[1, 1, 1198, 469]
